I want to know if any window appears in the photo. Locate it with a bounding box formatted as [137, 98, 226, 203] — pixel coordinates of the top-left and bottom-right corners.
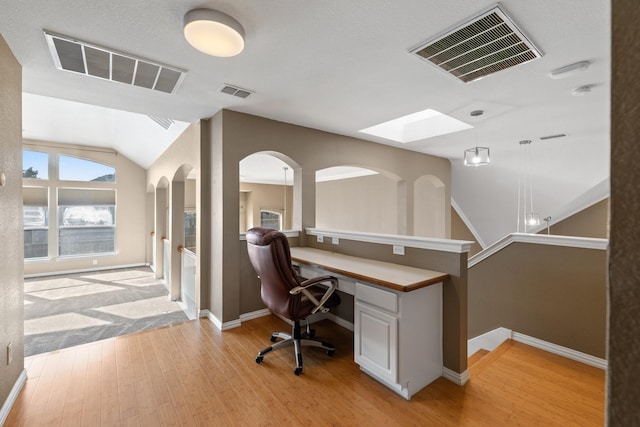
[23, 187, 49, 259]
[260, 210, 282, 230]
[58, 188, 116, 256]
[59, 155, 116, 182]
[23, 150, 49, 180]
[184, 211, 196, 251]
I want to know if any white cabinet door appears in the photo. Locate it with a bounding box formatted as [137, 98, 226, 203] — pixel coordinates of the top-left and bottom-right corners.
[354, 302, 398, 383]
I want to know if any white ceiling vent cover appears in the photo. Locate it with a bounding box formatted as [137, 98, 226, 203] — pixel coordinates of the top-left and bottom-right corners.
[44, 31, 186, 94]
[411, 6, 543, 83]
[218, 84, 253, 99]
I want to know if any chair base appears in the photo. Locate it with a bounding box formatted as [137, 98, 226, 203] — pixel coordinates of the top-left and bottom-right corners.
[255, 320, 335, 375]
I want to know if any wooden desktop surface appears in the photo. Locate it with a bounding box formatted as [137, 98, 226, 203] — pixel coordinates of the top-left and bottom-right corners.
[290, 247, 449, 292]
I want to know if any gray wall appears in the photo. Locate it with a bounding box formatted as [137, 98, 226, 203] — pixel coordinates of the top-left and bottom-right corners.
[0, 33, 24, 415]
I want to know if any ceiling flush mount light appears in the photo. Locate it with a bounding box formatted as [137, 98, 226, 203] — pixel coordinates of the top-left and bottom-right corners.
[517, 140, 540, 233]
[464, 147, 490, 166]
[183, 9, 245, 57]
[549, 61, 591, 79]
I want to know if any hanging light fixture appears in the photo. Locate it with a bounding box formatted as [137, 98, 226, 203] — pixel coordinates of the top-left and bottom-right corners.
[464, 110, 490, 167]
[517, 140, 540, 232]
[464, 146, 490, 166]
[183, 9, 245, 57]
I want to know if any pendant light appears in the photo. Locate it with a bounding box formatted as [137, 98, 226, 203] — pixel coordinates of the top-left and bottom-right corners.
[517, 140, 540, 233]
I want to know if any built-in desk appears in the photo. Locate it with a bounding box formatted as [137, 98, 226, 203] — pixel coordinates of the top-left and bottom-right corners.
[290, 247, 449, 399]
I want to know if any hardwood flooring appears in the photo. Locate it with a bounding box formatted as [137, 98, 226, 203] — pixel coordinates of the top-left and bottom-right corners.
[6, 316, 605, 426]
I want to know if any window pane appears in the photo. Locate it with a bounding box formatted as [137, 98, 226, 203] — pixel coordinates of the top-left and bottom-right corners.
[184, 211, 196, 251]
[23, 150, 49, 180]
[59, 155, 116, 182]
[260, 211, 282, 230]
[24, 206, 48, 259]
[58, 205, 115, 256]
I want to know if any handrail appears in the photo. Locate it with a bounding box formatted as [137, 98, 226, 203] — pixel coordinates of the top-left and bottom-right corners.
[468, 233, 609, 268]
[178, 245, 196, 257]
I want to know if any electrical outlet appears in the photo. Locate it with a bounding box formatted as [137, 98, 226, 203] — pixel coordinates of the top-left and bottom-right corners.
[317, 235, 324, 243]
[332, 237, 339, 245]
[7, 342, 13, 365]
[393, 245, 405, 255]
[92, 259, 98, 265]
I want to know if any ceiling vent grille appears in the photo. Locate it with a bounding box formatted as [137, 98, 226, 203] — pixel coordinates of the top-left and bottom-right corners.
[218, 84, 253, 99]
[411, 6, 542, 83]
[44, 31, 186, 94]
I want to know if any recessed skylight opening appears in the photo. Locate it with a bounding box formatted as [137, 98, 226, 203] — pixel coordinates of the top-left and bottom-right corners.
[358, 109, 472, 143]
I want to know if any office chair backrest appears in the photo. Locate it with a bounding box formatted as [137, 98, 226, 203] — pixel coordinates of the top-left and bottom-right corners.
[246, 227, 302, 319]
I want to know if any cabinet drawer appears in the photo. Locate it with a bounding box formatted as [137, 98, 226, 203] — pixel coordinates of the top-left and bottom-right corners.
[355, 282, 398, 313]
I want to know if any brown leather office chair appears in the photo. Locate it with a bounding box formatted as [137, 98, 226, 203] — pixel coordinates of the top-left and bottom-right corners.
[246, 227, 341, 375]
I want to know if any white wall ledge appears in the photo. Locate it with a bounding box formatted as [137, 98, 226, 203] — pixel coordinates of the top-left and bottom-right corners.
[469, 233, 609, 268]
[239, 230, 300, 241]
[305, 228, 473, 254]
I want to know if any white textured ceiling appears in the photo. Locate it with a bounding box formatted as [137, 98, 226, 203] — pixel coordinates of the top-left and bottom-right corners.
[0, 0, 610, 246]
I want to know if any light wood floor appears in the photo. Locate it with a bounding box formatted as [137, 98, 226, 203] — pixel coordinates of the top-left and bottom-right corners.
[6, 316, 605, 426]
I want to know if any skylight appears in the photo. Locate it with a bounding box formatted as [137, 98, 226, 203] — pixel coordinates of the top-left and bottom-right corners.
[358, 109, 472, 143]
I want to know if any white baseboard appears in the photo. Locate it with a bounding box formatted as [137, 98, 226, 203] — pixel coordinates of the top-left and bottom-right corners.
[324, 313, 354, 332]
[203, 311, 241, 331]
[442, 367, 469, 385]
[0, 369, 27, 426]
[24, 262, 149, 278]
[468, 327, 512, 357]
[511, 332, 607, 370]
[239, 308, 271, 321]
[468, 327, 607, 370]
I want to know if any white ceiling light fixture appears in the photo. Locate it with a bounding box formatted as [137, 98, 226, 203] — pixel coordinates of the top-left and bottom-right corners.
[183, 9, 245, 57]
[358, 108, 472, 143]
[517, 140, 540, 233]
[549, 61, 591, 79]
[464, 110, 490, 167]
[464, 147, 490, 166]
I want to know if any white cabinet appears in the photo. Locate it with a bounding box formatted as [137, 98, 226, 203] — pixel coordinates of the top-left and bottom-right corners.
[355, 300, 398, 383]
[354, 281, 442, 400]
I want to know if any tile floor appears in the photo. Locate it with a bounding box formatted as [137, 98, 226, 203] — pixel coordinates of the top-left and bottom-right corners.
[24, 267, 188, 356]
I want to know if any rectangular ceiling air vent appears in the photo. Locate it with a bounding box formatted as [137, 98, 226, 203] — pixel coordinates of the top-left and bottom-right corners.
[44, 31, 186, 94]
[411, 6, 543, 83]
[218, 84, 253, 99]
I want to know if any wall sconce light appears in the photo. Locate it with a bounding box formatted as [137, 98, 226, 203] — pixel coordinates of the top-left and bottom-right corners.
[464, 146, 490, 166]
[184, 9, 245, 57]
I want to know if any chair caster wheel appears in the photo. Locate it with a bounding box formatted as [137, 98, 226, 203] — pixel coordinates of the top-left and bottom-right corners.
[327, 349, 335, 357]
[256, 356, 264, 364]
[294, 367, 303, 375]
[270, 335, 277, 343]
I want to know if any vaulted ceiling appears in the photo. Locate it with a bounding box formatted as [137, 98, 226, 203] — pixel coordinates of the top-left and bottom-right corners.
[0, 0, 610, 247]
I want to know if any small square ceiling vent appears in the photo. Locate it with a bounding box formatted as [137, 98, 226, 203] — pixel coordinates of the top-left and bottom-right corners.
[44, 31, 186, 94]
[218, 83, 253, 99]
[411, 6, 543, 83]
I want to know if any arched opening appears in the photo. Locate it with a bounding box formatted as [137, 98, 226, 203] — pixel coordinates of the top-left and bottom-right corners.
[413, 174, 446, 238]
[239, 152, 300, 232]
[315, 166, 400, 234]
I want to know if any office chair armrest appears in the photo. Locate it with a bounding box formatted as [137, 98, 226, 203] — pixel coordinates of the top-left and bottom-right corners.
[290, 275, 338, 314]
